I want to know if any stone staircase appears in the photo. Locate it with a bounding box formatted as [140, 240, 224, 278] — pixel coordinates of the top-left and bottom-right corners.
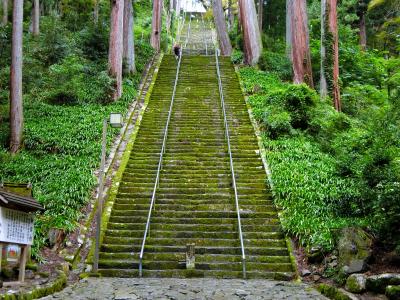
[97, 54, 294, 279]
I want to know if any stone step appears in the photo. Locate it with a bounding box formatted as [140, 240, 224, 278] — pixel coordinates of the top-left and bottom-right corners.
[98, 260, 293, 273]
[98, 268, 294, 280]
[99, 253, 290, 264]
[106, 223, 281, 232]
[111, 203, 276, 213]
[102, 237, 286, 248]
[104, 229, 283, 240]
[108, 216, 280, 225]
[100, 244, 289, 256]
[110, 210, 276, 219]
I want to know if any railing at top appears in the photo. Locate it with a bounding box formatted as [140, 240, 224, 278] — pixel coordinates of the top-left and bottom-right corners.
[214, 49, 247, 279]
[138, 33, 185, 279]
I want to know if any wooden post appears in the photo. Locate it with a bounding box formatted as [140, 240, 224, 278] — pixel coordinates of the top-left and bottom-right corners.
[93, 119, 108, 273]
[186, 243, 195, 269]
[0, 244, 3, 274]
[18, 245, 28, 282]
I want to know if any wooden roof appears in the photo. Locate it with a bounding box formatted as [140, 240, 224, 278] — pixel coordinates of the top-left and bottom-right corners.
[0, 190, 44, 212]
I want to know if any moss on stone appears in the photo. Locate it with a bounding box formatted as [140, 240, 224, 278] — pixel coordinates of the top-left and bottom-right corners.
[317, 284, 353, 300]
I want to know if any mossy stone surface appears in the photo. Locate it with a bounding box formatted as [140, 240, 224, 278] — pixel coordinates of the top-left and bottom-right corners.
[345, 274, 366, 294]
[386, 285, 400, 300]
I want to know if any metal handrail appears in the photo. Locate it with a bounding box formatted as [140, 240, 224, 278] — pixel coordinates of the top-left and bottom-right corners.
[201, 13, 208, 56]
[138, 42, 184, 279]
[184, 13, 192, 50]
[214, 49, 247, 279]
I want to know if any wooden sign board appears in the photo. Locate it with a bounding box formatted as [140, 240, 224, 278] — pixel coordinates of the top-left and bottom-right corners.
[0, 207, 34, 245]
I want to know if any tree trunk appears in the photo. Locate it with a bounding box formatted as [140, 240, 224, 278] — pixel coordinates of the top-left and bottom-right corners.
[213, 0, 232, 56]
[237, 1, 242, 33]
[94, 0, 99, 24]
[320, 0, 327, 97]
[359, 12, 366, 51]
[258, 0, 263, 32]
[289, 0, 313, 87]
[321, 0, 341, 111]
[10, 0, 24, 154]
[151, 0, 162, 51]
[32, 0, 40, 36]
[286, 0, 292, 58]
[123, 0, 136, 75]
[2, 0, 8, 25]
[227, 0, 234, 31]
[238, 0, 262, 65]
[108, 0, 125, 100]
[329, 0, 341, 111]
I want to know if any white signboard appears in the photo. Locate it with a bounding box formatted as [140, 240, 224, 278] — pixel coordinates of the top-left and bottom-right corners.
[0, 207, 34, 245]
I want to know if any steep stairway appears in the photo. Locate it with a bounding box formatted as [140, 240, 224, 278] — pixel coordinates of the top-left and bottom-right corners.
[97, 54, 294, 279]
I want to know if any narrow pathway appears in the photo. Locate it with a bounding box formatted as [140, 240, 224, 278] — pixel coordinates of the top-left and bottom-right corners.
[42, 278, 327, 299]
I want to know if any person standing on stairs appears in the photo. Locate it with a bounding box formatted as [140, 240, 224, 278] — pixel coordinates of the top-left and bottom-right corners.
[174, 44, 181, 60]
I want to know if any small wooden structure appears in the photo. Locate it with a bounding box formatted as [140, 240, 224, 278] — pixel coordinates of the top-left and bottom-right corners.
[0, 183, 44, 285]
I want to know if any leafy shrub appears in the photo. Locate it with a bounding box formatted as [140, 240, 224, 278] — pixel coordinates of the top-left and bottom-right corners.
[77, 23, 110, 61]
[264, 136, 362, 250]
[0, 24, 11, 67]
[29, 17, 72, 67]
[43, 55, 114, 105]
[249, 83, 318, 137]
[0, 67, 9, 104]
[340, 44, 387, 89]
[341, 83, 388, 117]
[259, 51, 292, 81]
[231, 49, 243, 65]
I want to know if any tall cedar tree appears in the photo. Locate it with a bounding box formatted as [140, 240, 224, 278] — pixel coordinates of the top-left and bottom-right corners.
[109, 0, 124, 100]
[238, 0, 262, 65]
[2, 0, 8, 25]
[213, 0, 232, 56]
[94, 0, 99, 24]
[32, 0, 40, 36]
[123, 0, 136, 75]
[150, 0, 162, 51]
[10, 0, 24, 153]
[258, 0, 263, 32]
[321, 0, 341, 111]
[288, 0, 314, 87]
[227, 0, 234, 30]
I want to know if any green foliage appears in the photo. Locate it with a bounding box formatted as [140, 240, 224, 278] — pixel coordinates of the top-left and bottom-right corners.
[231, 49, 243, 65]
[339, 44, 387, 89]
[244, 69, 318, 138]
[341, 83, 387, 116]
[43, 55, 114, 105]
[29, 17, 73, 67]
[259, 51, 292, 81]
[77, 23, 110, 61]
[264, 136, 361, 250]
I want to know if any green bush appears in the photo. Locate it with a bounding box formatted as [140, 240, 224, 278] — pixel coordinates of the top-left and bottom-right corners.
[231, 49, 243, 65]
[259, 51, 292, 81]
[264, 136, 362, 249]
[29, 17, 73, 67]
[250, 83, 318, 137]
[43, 55, 114, 105]
[341, 83, 388, 117]
[77, 23, 110, 61]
